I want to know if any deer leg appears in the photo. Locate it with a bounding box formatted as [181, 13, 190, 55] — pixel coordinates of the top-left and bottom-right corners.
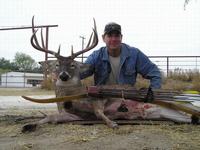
[56, 102, 68, 113]
[22, 112, 82, 133]
[37, 112, 82, 124]
[92, 99, 118, 128]
[160, 107, 192, 123]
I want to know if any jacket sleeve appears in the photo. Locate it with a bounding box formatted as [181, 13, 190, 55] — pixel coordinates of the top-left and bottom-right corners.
[79, 52, 96, 80]
[136, 50, 162, 89]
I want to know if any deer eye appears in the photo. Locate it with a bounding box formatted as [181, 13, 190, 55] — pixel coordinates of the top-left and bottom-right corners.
[55, 64, 59, 69]
[70, 65, 75, 69]
[70, 64, 75, 69]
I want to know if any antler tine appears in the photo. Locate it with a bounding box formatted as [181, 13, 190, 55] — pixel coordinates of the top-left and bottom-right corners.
[85, 32, 93, 48]
[57, 45, 61, 54]
[71, 45, 74, 56]
[71, 18, 98, 59]
[31, 16, 43, 50]
[31, 29, 45, 51]
[40, 28, 46, 49]
[93, 18, 97, 33]
[31, 16, 59, 57]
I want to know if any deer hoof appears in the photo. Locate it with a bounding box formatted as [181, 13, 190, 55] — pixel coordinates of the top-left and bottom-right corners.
[22, 124, 37, 133]
[108, 121, 119, 129]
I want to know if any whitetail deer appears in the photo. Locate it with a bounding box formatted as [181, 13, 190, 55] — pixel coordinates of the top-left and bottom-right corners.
[22, 17, 121, 132]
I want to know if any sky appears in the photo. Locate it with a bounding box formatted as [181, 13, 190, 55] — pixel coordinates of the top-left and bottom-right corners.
[0, 0, 200, 62]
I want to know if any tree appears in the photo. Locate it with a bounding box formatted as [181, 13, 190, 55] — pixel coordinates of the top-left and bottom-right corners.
[0, 57, 18, 72]
[0, 57, 11, 69]
[13, 52, 38, 72]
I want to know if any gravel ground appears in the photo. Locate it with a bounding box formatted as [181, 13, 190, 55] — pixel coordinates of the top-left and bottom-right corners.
[0, 88, 200, 150]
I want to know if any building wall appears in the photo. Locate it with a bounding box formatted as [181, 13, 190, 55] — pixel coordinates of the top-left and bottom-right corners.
[1, 72, 43, 88]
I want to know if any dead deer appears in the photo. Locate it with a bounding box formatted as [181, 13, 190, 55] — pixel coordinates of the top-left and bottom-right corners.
[22, 17, 119, 132]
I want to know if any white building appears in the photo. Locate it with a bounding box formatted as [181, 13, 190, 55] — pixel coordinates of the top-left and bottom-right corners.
[0, 72, 44, 87]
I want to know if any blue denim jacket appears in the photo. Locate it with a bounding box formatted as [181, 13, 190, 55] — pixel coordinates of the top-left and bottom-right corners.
[80, 43, 161, 89]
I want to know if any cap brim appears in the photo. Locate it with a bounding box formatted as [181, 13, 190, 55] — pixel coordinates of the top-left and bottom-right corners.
[104, 30, 121, 35]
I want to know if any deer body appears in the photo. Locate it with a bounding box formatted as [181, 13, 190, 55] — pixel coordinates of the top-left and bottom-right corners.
[22, 96, 194, 132]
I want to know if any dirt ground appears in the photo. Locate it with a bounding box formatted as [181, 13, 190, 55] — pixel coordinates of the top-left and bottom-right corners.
[0, 88, 200, 150]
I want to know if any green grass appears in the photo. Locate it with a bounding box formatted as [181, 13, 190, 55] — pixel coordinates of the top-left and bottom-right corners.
[0, 87, 54, 96]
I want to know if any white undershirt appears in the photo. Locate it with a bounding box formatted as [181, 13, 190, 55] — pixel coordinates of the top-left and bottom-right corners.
[106, 55, 120, 85]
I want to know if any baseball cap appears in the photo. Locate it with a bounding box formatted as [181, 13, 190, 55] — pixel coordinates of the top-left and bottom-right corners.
[104, 22, 121, 35]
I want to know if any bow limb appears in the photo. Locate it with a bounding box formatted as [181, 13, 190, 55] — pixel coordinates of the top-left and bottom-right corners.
[22, 93, 88, 104]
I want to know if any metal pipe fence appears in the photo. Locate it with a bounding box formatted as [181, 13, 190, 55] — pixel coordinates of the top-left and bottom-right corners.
[1, 56, 199, 88]
[76, 55, 200, 76]
[148, 56, 200, 76]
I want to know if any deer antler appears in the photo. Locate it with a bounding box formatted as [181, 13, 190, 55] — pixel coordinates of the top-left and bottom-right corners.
[71, 18, 98, 59]
[30, 16, 60, 58]
[31, 16, 98, 59]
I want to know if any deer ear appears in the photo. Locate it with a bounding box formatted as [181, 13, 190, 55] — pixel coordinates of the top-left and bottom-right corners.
[79, 63, 91, 73]
[39, 60, 58, 74]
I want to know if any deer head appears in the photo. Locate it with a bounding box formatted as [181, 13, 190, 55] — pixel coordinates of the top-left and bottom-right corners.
[31, 16, 98, 86]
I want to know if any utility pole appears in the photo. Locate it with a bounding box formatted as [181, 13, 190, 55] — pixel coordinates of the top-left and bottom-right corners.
[79, 36, 85, 62]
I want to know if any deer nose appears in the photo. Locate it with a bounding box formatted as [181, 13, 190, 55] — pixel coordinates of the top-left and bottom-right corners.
[59, 72, 70, 81]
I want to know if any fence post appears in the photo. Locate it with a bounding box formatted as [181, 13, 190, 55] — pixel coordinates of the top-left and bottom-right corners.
[196, 56, 197, 70]
[24, 72, 26, 88]
[6, 72, 8, 87]
[167, 57, 169, 77]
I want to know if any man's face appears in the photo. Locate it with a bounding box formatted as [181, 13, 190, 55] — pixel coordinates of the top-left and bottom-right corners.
[102, 32, 122, 51]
